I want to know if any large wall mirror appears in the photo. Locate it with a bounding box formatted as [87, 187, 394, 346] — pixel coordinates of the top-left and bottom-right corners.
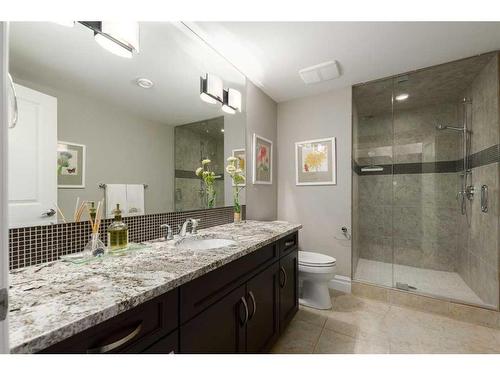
[8, 22, 246, 228]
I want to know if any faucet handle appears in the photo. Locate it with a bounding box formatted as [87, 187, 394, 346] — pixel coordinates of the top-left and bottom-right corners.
[160, 224, 173, 240]
[191, 218, 200, 234]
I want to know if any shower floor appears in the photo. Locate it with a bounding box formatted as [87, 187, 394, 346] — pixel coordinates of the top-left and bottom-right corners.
[354, 258, 486, 306]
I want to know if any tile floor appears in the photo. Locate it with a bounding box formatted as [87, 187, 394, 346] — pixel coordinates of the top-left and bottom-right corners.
[271, 292, 500, 354]
[354, 258, 487, 306]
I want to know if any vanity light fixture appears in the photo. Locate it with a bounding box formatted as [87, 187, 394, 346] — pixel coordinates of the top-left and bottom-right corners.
[79, 21, 139, 59]
[53, 21, 75, 27]
[221, 88, 242, 114]
[136, 78, 154, 89]
[395, 93, 409, 101]
[200, 73, 223, 104]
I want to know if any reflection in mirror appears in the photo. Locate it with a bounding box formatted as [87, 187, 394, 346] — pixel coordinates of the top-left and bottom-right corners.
[8, 22, 246, 228]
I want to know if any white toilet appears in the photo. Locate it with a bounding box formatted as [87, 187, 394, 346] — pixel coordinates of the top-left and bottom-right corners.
[298, 251, 336, 310]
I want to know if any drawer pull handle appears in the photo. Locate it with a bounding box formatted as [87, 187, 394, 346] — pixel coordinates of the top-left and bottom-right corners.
[239, 296, 249, 326]
[284, 240, 295, 247]
[87, 323, 142, 354]
[248, 291, 257, 320]
[280, 266, 287, 288]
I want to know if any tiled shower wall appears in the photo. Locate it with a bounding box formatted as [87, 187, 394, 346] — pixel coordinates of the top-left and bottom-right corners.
[174, 117, 225, 211]
[355, 103, 461, 272]
[9, 206, 245, 270]
[457, 54, 500, 307]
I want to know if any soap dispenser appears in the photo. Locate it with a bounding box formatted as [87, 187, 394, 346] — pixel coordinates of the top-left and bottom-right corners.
[107, 204, 129, 251]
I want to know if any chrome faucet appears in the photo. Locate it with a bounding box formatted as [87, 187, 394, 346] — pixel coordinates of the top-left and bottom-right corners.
[178, 218, 200, 237]
[160, 224, 174, 241]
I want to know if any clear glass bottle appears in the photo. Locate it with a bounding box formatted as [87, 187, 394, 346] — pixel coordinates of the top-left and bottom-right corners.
[107, 204, 129, 251]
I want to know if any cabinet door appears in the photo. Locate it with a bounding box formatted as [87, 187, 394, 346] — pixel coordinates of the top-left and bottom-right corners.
[279, 250, 298, 331]
[142, 330, 178, 354]
[245, 262, 279, 353]
[180, 285, 247, 353]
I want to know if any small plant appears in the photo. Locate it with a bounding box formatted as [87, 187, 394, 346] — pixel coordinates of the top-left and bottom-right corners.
[195, 159, 219, 208]
[225, 156, 246, 219]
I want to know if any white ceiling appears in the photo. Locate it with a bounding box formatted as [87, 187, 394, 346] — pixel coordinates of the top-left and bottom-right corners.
[9, 22, 246, 126]
[191, 22, 500, 103]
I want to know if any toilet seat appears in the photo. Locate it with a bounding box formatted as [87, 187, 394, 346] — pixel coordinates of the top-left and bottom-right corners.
[299, 251, 336, 268]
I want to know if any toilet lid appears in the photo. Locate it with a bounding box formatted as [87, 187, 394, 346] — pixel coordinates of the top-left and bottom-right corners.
[299, 251, 336, 267]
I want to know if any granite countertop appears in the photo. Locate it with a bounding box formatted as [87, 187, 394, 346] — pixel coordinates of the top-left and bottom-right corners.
[8, 220, 301, 354]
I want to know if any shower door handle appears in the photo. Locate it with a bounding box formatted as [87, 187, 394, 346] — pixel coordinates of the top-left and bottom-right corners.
[481, 185, 488, 213]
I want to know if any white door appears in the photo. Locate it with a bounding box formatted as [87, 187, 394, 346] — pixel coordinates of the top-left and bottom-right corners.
[8, 83, 57, 228]
[1, 21, 10, 354]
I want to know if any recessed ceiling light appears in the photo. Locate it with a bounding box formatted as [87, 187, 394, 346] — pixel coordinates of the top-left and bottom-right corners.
[136, 78, 154, 89]
[221, 129, 225, 133]
[395, 93, 409, 101]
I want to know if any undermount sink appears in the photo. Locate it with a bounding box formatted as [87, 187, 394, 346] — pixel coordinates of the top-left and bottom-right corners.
[175, 237, 238, 250]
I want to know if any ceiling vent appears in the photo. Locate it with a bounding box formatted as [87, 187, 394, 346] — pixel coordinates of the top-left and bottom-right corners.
[299, 60, 340, 84]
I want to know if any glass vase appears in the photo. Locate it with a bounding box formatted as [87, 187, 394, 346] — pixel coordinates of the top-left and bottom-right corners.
[83, 233, 106, 258]
[207, 184, 216, 209]
[233, 186, 242, 224]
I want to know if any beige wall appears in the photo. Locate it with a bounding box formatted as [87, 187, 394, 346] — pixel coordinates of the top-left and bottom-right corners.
[277, 87, 352, 278]
[13, 77, 175, 220]
[245, 81, 278, 221]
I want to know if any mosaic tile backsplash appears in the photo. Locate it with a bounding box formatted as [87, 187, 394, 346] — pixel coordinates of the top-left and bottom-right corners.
[9, 206, 246, 270]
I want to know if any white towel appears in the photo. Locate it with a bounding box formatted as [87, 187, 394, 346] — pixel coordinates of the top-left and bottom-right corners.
[126, 184, 145, 216]
[105, 184, 127, 218]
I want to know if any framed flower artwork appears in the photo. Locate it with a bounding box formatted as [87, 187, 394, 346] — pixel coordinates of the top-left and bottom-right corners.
[295, 137, 336, 185]
[57, 141, 86, 188]
[252, 134, 272, 184]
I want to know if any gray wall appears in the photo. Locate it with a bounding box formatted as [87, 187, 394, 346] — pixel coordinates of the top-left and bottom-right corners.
[277, 87, 353, 278]
[245, 81, 278, 221]
[14, 77, 175, 220]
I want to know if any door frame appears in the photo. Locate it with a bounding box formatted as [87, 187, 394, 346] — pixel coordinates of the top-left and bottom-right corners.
[0, 21, 9, 353]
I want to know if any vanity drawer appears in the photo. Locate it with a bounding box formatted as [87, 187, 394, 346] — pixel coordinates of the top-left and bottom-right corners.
[279, 231, 298, 255]
[180, 242, 278, 323]
[41, 289, 178, 354]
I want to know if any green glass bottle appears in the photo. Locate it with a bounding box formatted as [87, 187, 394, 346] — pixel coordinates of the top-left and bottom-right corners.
[107, 204, 129, 251]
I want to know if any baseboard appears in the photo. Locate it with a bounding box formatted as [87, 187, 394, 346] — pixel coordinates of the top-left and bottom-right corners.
[329, 275, 351, 293]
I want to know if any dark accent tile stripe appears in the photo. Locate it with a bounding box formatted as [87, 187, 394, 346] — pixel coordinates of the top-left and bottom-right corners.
[175, 169, 225, 180]
[9, 205, 245, 270]
[353, 144, 500, 176]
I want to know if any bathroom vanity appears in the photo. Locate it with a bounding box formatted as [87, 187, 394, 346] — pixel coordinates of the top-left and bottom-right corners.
[8, 221, 300, 354]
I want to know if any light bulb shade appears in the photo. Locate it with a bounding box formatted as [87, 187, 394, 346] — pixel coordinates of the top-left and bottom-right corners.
[222, 104, 236, 114]
[200, 73, 223, 104]
[95, 33, 133, 58]
[222, 88, 242, 114]
[101, 21, 140, 53]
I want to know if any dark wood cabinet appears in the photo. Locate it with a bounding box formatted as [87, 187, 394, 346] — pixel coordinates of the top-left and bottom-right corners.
[180, 285, 247, 353]
[142, 330, 179, 354]
[41, 289, 178, 354]
[245, 262, 280, 353]
[279, 249, 299, 331]
[40, 231, 299, 354]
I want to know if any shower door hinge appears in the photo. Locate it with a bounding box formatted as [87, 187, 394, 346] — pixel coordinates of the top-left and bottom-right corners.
[0, 288, 7, 321]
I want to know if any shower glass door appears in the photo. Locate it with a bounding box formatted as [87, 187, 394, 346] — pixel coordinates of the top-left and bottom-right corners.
[352, 77, 395, 288]
[353, 53, 499, 309]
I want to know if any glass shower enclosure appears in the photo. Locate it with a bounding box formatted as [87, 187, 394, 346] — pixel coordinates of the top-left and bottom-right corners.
[352, 52, 500, 309]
